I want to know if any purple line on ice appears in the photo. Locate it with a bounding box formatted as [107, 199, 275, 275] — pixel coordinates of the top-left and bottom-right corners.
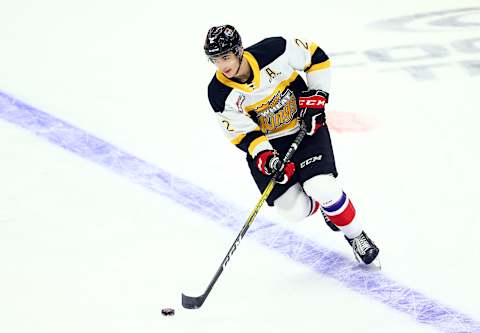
[0, 90, 478, 333]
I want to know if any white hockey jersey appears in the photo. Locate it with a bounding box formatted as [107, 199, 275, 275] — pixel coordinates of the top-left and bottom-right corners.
[207, 37, 331, 158]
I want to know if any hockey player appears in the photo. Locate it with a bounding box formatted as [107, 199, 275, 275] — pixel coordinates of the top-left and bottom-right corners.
[204, 25, 379, 265]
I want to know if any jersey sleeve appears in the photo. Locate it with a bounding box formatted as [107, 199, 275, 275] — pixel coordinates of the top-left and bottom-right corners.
[208, 81, 273, 158]
[215, 107, 273, 158]
[285, 38, 332, 93]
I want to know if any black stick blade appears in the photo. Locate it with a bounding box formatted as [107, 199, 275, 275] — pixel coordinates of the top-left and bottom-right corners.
[182, 293, 205, 309]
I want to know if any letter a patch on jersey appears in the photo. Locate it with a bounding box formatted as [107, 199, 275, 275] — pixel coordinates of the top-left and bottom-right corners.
[265, 67, 282, 83]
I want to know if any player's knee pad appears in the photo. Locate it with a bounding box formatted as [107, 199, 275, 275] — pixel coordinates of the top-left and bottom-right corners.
[303, 174, 343, 205]
[303, 174, 356, 227]
[274, 184, 313, 222]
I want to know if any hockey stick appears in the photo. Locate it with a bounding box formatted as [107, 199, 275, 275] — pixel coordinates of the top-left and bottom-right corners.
[182, 125, 307, 309]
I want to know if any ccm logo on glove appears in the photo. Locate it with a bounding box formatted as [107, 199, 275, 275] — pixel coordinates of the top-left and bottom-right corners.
[298, 95, 327, 108]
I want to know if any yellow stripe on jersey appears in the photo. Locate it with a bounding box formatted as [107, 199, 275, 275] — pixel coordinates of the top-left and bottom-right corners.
[248, 135, 268, 156]
[302, 43, 319, 70]
[215, 51, 261, 93]
[306, 59, 331, 73]
[309, 42, 318, 55]
[230, 126, 260, 145]
[230, 133, 246, 145]
[244, 72, 299, 113]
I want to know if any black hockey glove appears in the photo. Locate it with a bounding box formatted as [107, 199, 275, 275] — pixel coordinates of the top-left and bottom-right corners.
[255, 150, 295, 185]
[298, 89, 329, 136]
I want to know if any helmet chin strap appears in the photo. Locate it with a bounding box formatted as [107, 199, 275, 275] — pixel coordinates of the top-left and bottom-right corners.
[234, 48, 244, 76]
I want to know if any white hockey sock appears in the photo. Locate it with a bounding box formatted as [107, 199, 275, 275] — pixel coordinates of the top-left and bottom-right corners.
[303, 175, 363, 238]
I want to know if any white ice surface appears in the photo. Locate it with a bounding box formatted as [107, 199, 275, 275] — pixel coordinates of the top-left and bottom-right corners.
[0, 0, 479, 332]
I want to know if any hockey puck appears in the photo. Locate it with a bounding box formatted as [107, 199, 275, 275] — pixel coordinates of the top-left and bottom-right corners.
[161, 308, 175, 316]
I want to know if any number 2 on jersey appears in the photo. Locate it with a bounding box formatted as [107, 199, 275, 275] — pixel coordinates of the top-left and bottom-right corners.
[295, 38, 308, 50]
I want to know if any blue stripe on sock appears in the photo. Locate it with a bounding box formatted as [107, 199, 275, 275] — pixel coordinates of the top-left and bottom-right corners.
[323, 191, 347, 213]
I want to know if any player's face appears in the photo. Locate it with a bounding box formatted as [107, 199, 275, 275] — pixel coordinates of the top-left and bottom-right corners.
[210, 52, 239, 78]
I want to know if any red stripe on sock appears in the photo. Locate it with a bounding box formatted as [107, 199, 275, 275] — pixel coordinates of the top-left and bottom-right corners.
[309, 200, 320, 216]
[325, 200, 356, 227]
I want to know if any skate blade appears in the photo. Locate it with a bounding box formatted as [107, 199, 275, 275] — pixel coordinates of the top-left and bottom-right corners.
[352, 253, 381, 270]
[355, 258, 381, 271]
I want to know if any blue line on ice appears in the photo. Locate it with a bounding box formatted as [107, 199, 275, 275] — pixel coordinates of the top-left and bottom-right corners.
[1, 91, 478, 333]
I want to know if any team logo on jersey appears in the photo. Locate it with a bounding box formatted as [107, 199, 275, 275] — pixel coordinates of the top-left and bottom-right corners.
[254, 89, 298, 133]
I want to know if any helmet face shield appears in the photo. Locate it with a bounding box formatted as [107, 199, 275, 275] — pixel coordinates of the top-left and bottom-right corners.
[207, 50, 230, 62]
[207, 46, 242, 63]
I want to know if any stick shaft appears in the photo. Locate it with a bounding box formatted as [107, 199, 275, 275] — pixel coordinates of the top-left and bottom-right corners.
[182, 125, 307, 309]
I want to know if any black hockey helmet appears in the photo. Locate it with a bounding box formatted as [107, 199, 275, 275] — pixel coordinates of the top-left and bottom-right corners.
[204, 25, 242, 58]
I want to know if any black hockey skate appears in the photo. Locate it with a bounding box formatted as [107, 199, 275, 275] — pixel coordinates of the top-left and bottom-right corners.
[345, 231, 379, 265]
[321, 210, 340, 232]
